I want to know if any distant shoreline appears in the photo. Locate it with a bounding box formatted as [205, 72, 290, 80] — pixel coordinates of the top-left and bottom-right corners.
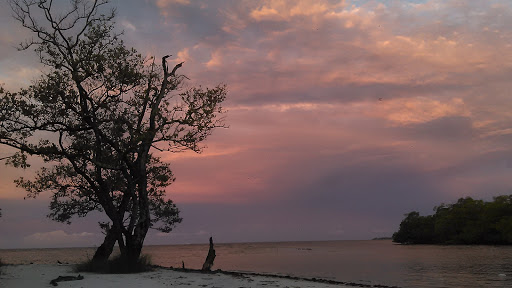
[0, 239, 385, 250]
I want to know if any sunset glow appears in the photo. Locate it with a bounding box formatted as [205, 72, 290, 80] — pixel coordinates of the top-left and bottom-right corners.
[1, 0, 511, 248]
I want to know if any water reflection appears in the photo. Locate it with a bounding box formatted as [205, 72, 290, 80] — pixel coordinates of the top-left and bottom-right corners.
[1, 240, 511, 287]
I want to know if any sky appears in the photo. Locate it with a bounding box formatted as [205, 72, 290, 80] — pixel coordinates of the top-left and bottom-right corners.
[0, 0, 511, 249]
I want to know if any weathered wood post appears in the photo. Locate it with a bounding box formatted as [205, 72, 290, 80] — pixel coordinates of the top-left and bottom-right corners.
[201, 237, 216, 271]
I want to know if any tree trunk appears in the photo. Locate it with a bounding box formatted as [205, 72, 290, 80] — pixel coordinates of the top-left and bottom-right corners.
[92, 226, 118, 263]
[123, 233, 144, 264]
[201, 237, 216, 271]
[120, 165, 151, 264]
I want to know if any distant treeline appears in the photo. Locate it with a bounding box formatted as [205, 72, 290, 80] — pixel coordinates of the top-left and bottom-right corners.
[393, 195, 512, 245]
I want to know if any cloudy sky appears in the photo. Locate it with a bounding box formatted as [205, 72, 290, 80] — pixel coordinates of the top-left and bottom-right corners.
[0, 0, 512, 249]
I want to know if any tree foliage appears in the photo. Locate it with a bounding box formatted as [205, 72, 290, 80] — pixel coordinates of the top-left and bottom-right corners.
[0, 0, 226, 262]
[393, 195, 512, 245]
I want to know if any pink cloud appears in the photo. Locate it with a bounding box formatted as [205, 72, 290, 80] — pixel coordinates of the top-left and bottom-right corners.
[2, 0, 512, 245]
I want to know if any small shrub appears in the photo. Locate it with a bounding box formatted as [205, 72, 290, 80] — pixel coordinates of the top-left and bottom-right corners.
[75, 254, 153, 274]
[74, 258, 108, 273]
[108, 254, 153, 273]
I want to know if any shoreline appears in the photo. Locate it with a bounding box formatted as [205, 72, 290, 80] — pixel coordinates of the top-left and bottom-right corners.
[162, 266, 401, 288]
[0, 263, 401, 288]
[0, 239, 391, 251]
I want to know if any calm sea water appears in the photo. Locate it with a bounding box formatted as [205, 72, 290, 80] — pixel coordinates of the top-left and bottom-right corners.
[1, 240, 512, 287]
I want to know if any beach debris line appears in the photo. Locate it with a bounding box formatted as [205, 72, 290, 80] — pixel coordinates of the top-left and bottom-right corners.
[49, 274, 84, 286]
[201, 237, 216, 271]
[164, 266, 402, 288]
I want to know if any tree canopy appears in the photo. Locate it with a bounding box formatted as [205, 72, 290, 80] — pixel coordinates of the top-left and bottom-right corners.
[393, 195, 512, 245]
[0, 0, 226, 263]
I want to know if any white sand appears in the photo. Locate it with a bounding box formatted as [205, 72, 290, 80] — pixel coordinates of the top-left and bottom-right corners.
[0, 264, 353, 288]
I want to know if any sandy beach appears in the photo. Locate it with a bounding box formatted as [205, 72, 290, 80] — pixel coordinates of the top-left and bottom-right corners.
[0, 264, 362, 288]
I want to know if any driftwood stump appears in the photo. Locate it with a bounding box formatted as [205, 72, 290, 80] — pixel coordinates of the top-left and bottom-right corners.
[50, 275, 84, 286]
[201, 237, 216, 271]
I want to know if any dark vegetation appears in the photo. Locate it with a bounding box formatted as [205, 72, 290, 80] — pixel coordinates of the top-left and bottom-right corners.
[0, 0, 226, 267]
[393, 195, 512, 244]
[75, 254, 153, 274]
